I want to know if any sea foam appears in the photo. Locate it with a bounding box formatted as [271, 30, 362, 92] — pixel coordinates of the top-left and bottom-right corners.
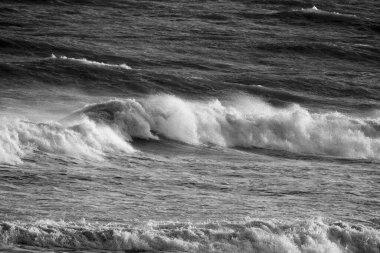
[51, 54, 132, 70]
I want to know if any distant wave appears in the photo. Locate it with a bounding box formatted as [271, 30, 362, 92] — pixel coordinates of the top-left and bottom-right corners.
[68, 94, 380, 160]
[300, 6, 357, 18]
[277, 5, 359, 21]
[240, 6, 379, 32]
[0, 117, 134, 165]
[51, 54, 132, 70]
[0, 218, 379, 252]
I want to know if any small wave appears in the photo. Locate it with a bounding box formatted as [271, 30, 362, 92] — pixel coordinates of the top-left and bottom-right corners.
[291, 5, 357, 19]
[273, 5, 361, 24]
[51, 54, 132, 70]
[0, 218, 379, 252]
[70, 94, 380, 160]
[0, 117, 134, 165]
[300, 6, 356, 18]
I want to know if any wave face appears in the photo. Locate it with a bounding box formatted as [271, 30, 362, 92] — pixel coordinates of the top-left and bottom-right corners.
[0, 219, 379, 253]
[0, 117, 134, 165]
[69, 94, 380, 159]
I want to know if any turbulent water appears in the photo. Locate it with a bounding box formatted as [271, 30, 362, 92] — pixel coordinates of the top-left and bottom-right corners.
[0, 0, 379, 252]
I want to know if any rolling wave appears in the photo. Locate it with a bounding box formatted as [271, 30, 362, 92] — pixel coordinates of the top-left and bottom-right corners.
[0, 219, 379, 253]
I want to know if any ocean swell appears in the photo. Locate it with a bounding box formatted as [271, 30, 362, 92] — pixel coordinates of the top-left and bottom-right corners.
[72, 94, 380, 159]
[0, 219, 379, 253]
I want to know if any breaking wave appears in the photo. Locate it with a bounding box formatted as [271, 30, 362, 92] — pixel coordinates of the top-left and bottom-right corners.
[51, 54, 132, 70]
[0, 218, 379, 253]
[2, 94, 380, 164]
[70, 94, 380, 159]
[0, 117, 134, 165]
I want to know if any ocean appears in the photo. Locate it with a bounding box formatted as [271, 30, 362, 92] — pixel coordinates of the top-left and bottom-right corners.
[0, 0, 379, 252]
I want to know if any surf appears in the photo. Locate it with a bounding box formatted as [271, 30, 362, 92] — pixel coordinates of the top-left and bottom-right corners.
[0, 218, 379, 253]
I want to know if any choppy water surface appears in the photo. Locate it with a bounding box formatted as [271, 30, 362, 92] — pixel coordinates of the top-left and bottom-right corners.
[0, 0, 379, 252]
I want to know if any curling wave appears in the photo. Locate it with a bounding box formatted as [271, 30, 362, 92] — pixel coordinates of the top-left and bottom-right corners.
[0, 117, 134, 165]
[69, 94, 380, 159]
[51, 54, 132, 70]
[0, 219, 379, 253]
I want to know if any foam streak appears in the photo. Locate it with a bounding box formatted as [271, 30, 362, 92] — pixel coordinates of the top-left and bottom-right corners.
[51, 54, 132, 70]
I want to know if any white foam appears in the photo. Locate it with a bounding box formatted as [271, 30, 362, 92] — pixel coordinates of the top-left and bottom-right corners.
[0, 117, 134, 165]
[51, 53, 132, 70]
[78, 94, 380, 159]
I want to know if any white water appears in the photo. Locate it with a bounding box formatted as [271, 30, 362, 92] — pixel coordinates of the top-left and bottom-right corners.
[1, 218, 379, 253]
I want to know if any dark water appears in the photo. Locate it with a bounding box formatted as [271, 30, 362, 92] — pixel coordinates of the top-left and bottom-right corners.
[0, 0, 379, 252]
